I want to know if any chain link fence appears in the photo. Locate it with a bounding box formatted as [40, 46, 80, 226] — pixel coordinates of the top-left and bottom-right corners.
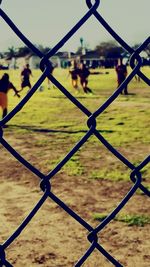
[0, 0, 149, 266]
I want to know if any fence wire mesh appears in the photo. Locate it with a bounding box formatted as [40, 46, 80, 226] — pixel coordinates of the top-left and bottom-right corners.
[0, 0, 149, 266]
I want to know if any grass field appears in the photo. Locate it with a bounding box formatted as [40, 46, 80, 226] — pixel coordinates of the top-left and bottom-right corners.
[0, 67, 150, 266]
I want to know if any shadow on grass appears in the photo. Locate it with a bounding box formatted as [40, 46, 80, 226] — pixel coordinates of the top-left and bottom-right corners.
[49, 95, 100, 100]
[120, 92, 136, 96]
[7, 124, 114, 134]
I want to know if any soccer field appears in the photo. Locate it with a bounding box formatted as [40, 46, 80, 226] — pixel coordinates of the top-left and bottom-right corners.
[0, 67, 150, 266]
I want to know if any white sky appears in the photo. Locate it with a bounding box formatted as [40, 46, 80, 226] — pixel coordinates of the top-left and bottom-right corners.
[0, 0, 149, 53]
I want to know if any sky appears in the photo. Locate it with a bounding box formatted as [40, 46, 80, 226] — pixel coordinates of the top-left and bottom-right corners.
[0, 0, 149, 53]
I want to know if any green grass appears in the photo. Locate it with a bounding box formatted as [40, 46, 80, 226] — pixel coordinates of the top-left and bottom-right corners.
[90, 168, 130, 181]
[64, 154, 85, 176]
[93, 213, 150, 226]
[0, 67, 149, 184]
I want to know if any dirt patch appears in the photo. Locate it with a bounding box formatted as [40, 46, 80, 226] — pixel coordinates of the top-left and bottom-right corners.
[0, 132, 149, 267]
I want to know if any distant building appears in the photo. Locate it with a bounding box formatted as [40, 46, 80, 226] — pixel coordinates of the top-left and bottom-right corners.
[15, 54, 61, 69]
[4, 48, 149, 70]
[15, 56, 28, 69]
[79, 50, 101, 68]
[55, 51, 76, 68]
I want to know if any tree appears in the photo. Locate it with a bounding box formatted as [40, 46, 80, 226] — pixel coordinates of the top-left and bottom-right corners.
[17, 46, 33, 57]
[5, 46, 16, 59]
[0, 52, 4, 59]
[16, 45, 51, 57]
[132, 43, 142, 51]
[95, 41, 124, 59]
[37, 45, 51, 54]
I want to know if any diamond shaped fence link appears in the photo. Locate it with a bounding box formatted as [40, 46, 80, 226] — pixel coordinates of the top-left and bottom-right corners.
[0, 0, 149, 266]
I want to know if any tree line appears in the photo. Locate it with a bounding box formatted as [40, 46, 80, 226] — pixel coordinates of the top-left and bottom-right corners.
[0, 41, 149, 59]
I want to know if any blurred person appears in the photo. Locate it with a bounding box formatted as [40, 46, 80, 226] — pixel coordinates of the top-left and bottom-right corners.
[47, 63, 55, 89]
[0, 73, 20, 119]
[20, 63, 32, 91]
[135, 74, 141, 82]
[115, 58, 128, 95]
[78, 63, 93, 94]
[68, 60, 79, 90]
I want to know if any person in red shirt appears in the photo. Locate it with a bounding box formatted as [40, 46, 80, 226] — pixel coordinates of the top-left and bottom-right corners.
[20, 63, 32, 91]
[115, 58, 128, 95]
[0, 73, 20, 119]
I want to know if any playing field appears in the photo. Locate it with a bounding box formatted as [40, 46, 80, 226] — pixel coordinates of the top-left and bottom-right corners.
[0, 67, 150, 266]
